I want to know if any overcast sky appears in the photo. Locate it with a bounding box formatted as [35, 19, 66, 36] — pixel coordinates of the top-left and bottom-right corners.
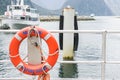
[31, 0, 67, 10]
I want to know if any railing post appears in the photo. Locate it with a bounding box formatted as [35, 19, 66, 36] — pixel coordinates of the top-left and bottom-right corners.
[101, 30, 107, 80]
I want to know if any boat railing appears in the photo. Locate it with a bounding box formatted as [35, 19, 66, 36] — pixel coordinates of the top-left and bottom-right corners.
[0, 30, 120, 80]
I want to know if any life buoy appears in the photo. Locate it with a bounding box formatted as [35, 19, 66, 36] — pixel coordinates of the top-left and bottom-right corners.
[5, 12, 9, 16]
[9, 26, 59, 75]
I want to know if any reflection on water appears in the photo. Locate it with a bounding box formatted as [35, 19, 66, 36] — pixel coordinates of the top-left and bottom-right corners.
[59, 62, 78, 78]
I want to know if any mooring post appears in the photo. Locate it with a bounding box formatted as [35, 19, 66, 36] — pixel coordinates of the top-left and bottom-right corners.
[59, 8, 79, 77]
[59, 6, 79, 60]
[62, 6, 75, 60]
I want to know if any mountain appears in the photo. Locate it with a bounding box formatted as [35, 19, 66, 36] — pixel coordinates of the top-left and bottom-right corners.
[30, 0, 114, 16]
[31, 2, 61, 15]
[62, 0, 113, 16]
[0, 0, 10, 15]
[0, 0, 118, 16]
[30, 0, 67, 10]
[104, 0, 120, 15]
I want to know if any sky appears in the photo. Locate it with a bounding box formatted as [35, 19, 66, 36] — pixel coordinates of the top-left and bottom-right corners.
[31, 0, 67, 10]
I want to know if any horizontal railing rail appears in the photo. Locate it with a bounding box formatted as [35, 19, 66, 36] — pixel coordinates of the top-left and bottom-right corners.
[0, 78, 81, 80]
[1, 29, 120, 33]
[1, 60, 120, 64]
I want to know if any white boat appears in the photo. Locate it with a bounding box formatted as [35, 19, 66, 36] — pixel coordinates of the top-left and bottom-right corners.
[1, 0, 40, 29]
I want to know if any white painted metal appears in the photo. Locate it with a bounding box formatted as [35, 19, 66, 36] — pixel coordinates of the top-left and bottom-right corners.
[27, 28, 43, 65]
[0, 78, 107, 80]
[1, 29, 120, 33]
[0, 78, 33, 80]
[62, 7, 75, 58]
[101, 31, 107, 80]
[2, 60, 120, 64]
[27, 36, 42, 65]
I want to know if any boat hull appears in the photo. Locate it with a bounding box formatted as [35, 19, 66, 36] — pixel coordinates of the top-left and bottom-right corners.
[1, 18, 40, 29]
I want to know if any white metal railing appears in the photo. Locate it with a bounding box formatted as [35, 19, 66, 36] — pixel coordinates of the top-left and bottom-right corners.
[1, 30, 120, 80]
[1, 29, 120, 33]
[2, 60, 120, 64]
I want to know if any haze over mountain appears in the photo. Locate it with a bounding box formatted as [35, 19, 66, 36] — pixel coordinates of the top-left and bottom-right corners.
[1, 0, 120, 16]
[62, 0, 113, 16]
[31, 0, 67, 10]
[104, 0, 120, 15]
[31, 0, 114, 16]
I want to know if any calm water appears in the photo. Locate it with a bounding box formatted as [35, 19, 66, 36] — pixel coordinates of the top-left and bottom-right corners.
[1, 16, 120, 79]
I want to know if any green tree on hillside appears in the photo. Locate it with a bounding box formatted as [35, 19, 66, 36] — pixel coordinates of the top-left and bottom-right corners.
[0, 0, 10, 15]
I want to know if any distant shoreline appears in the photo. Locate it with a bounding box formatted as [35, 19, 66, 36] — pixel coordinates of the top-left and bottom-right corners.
[0, 15, 95, 21]
[40, 16, 95, 21]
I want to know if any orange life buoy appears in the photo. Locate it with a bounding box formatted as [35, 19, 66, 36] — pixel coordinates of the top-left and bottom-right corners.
[5, 12, 9, 16]
[9, 26, 59, 75]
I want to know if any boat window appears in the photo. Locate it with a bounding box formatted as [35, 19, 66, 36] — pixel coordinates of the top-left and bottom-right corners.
[26, 8, 30, 12]
[31, 18, 38, 21]
[14, 6, 21, 10]
[9, 6, 12, 11]
[10, 8, 12, 11]
[26, 16, 30, 20]
[21, 17, 25, 20]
